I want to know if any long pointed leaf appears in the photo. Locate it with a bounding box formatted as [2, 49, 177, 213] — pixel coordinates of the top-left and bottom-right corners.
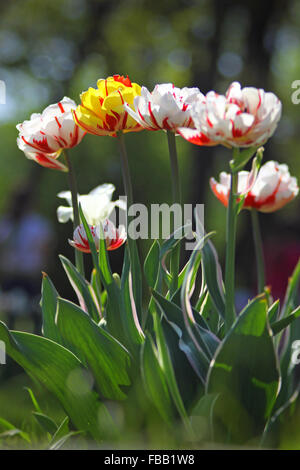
[56, 298, 131, 400]
[206, 295, 280, 444]
[0, 321, 115, 442]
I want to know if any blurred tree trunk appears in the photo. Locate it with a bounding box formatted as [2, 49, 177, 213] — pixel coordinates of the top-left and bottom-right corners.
[236, 0, 288, 281]
[189, 0, 227, 206]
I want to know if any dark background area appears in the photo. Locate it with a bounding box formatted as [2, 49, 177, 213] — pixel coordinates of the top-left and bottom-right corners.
[0, 0, 299, 326]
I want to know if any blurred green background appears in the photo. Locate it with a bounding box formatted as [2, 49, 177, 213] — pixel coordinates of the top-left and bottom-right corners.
[0, 0, 300, 447]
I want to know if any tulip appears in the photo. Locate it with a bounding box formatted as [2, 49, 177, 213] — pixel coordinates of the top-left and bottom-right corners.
[73, 75, 143, 136]
[57, 183, 126, 225]
[210, 161, 299, 212]
[69, 220, 126, 253]
[124, 83, 204, 131]
[17, 97, 86, 170]
[178, 82, 282, 148]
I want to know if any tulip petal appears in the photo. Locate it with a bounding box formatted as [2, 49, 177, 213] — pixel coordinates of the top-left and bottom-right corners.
[57, 206, 74, 223]
[25, 151, 67, 171]
[177, 127, 215, 146]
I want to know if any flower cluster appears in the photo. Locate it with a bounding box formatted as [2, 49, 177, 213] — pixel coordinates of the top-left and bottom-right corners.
[16, 74, 298, 256]
[16, 77, 284, 158]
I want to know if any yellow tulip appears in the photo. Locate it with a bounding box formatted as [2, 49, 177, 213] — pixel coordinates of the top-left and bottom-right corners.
[73, 75, 143, 136]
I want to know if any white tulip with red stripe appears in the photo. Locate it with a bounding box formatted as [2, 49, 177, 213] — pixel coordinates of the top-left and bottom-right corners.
[210, 161, 298, 212]
[17, 97, 86, 170]
[69, 220, 126, 253]
[124, 83, 204, 131]
[178, 82, 282, 148]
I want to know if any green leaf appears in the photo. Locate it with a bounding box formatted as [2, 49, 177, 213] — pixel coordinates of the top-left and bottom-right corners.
[160, 223, 192, 262]
[141, 334, 174, 425]
[24, 387, 42, 413]
[230, 146, 258, 172]
[49, 416, 70, 447]
[0, 429, 24, 439]
[144, 240, 162, 316]
[144, 240, 160, 288]
[41, 273, 64, 345]
[179, 234, 220, 373]
[90, 268, 103, 311]
[281, 258, 300, 318]
[191, 393, 219, 441]
[56, 298, 131, 400]
[160, 223, 192, 287]
[152, 290, 219, 384]
[33, 412, 58, 435]
[152, 312, 193, 436]
[125, 217, 143, 316]
[79, 210, 124, 343]
[152, 289, 209, 331]
[160, 316, 204, 408]
[262, 389, 299, 448]
[271, 306, 300, 335]
[273, 260, 300, 409]
[150, 291, 207, 403]
[59, 255, 100, 323]
[98, 222, 114, 286]
[120, 247, 145, 349]
[0, 417, 30, 443]
[206, 295, 280, 444]
[170, 250, 203, 308]
[79, 206, 126, 339]
[78, 205, 109, 290]
[201, 238, 225, 319]
[49, 431, 81, 450]
[0, 321, 115, 442]
[274, 312, 300, 410]
[268, 299, 280, 323]
[198, 292, 221, 335]
[41, 274, 86, 364]
[178, 255, 203, 295]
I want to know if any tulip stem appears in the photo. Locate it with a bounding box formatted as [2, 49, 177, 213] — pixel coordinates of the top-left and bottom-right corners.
[167, 131, 181, 296]
[225, 159, 239, 332]
[63, 149, 84, 277]
[167, 131, 182, 204]
[251, 209, 265, 293]
[116, 131, 142, 313]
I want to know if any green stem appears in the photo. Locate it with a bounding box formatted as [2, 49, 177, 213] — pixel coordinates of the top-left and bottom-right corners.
[116, 132, 134, 207]
[63, 149, 84, 276]
[224, 166, 238, 332]
[167, 131, 181, 203]
[116, 131, 142, 311]
[166, 131, 181, 296]
[251, 209, 265, 293]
